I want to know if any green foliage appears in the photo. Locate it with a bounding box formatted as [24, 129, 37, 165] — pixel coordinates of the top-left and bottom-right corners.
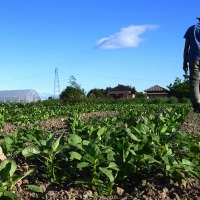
[0, 100, 198, 197]
[147, 98, 168, 104]
[22, 133, 70, 183]
[61, 102, 196, 195]
[68, 75, 81, 89]
[60, 76, 85, 102]
[0, 158, 37, 199]
[167, 76, 190, 99]
[87, 88, 106, 99]
[60, 86, 85, 102]
[166, 97, 179, 104]
[135, 92, 146, 98]
[0, 130, 25, 156]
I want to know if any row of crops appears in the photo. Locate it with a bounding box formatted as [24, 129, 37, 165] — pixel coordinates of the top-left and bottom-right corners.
[0, 99, 199, 199]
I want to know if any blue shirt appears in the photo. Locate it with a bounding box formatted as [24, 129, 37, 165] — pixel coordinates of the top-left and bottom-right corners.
[184, 23, 200, 62]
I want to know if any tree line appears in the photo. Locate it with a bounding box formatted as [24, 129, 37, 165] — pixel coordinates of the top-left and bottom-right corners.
[57, 74, 190, 102]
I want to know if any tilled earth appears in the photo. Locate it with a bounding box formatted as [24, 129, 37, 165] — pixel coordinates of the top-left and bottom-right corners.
[1, 110, 200, 200]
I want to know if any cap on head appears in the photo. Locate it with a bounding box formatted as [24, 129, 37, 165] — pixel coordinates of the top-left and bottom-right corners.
[196, 16, 200, 20]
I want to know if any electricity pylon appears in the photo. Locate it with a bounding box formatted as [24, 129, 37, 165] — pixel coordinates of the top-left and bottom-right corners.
[54, 68, 60, 98]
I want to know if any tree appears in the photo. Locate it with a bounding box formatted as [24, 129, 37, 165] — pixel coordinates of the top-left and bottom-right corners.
[68, 75, 81, 89]
[87, 88, 106, 98]
[126, 85, 137, 93]
[136, 92, 146, 98]
[60, 76, 85, 101]
[167, 74, 189, 99]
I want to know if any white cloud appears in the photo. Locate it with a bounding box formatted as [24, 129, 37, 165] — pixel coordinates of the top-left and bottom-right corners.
[95, 25, 157, 49]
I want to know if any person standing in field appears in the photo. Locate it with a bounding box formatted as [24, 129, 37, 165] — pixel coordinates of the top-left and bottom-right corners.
[183, 16, 200, 112]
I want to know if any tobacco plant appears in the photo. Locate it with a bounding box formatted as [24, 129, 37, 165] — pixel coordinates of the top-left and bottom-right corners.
[22, 133, 70, 183]
[0, 158, 40, 200]
[0, 130, 25, 157]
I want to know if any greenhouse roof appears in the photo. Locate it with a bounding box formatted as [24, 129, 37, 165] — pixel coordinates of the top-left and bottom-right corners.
[0, 89, 41, 103]
[0, 89, 36, 97]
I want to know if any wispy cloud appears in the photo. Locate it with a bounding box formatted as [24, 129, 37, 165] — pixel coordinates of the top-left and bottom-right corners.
[95, 25, 158, 49]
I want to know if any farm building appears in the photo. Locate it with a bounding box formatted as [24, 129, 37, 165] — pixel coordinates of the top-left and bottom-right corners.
[106, 84, 136, 100]
[0, 89, 41, 103]
[144, 85, 168, 99]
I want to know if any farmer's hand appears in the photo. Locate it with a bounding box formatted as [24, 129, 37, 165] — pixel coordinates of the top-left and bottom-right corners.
[183, 62, 188, 72]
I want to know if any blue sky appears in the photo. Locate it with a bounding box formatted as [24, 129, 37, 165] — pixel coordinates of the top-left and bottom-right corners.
[0, 0, 199, 99]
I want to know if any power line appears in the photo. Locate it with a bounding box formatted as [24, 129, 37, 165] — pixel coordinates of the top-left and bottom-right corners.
[0, 72, 54, 83]
[59, 72, 172, 82]
[0, 71, 173, 83]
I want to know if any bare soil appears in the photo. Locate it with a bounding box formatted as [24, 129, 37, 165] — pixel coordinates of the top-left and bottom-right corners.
[1, 109, 200, 200]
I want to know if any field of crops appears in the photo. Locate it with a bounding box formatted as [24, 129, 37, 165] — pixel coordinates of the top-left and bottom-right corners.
[0, 99, 199, 199]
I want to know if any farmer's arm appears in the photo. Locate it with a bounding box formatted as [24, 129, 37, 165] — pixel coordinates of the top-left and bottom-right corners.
[183, 39, 190, 72]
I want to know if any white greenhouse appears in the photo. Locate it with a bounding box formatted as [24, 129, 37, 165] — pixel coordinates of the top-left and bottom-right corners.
[0, 89, 41, 103]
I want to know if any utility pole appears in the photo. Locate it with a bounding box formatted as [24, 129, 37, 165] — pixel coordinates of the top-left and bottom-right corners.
[54, 68, 60, 98]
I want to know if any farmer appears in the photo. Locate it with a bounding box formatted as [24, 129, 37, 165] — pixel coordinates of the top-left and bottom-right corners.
[183, 16, 200, 112]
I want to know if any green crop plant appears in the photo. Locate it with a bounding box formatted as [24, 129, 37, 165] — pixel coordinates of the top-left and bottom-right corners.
[0, 130, 25, 157]
[0, 99, 198, 197]
[22, 133, 70, 183]
[0, 158, 40, 200]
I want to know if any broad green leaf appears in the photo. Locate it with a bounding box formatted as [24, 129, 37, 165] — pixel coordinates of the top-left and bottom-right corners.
[104, 147, 113, 154]
[83, 143, 100, 159]
[55, 144, 70, 153]
[162, 154, 169, 164]
[99, 167, 114, 182]
[68, 134, 82, 146]
[0, 159, 17, 178]
[162, 154, 175, 165]
[108, 162, 119, 171]
[137, 136, 150, 152]
[132, 127, 140, 134]
[190, 146, 200, 154]
[140, 123, 149, 134]
[129, 149, 136, 155]
[42, 149, 49, 154]
[4, 136, 13, 145]
[159, 114, 165, 123]
[143, 154, 160, 164]
[160, 124, 167, 133]
[77, 162, 90, 168]
[126, 128, 140, 141]
[120, 162, 136, 175]
[82, 154, 95, 163]
[107, 151, 116, 161]
[166, 165, 170, 170]
[82, 140, 90, 146]
[97, 126, 107, 138]
[69, 151, 82, 160]
[196, 166, 200, 171]
[1, 191, 17, 199]
[22, 146, 40, 158]
[52, 134, 63, 152]
[0, 162, 11, 181]
[71, 143, 82, 151]
[168, 155, 176, 165]
[141, 116, 149, 125]
[40, 140, 47, 146]
[25, 185, 43, 193]
[46, 133, 55, 148]
[182, 159, 194, 166]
